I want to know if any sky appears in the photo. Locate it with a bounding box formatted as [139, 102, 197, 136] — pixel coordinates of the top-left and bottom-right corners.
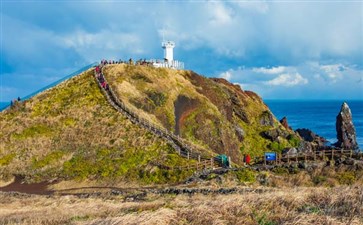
[1, 0, 363, 101]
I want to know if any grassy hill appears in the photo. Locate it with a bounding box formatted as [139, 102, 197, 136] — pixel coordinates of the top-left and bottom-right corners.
[0, 64, 299, 183]
[103, 64, 298, 164]
[0, 68, 193, 184]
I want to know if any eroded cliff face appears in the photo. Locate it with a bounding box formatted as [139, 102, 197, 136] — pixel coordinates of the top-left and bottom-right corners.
[336, 102, 359, 150]
[104, 64, 299, 164]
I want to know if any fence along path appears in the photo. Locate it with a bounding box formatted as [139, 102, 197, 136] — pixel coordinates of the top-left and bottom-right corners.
[254, 149, 363, 166]
[94, 64, 224, 169]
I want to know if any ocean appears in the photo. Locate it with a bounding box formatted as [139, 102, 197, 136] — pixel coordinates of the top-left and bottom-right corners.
[1, 100, 362, 149]
[265, 100, 363, 150]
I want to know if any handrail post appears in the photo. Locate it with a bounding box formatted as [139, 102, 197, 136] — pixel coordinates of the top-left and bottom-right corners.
[332, 149, 334, 160]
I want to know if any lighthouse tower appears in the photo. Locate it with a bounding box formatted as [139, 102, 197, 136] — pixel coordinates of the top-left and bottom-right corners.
[162, 41, 175, 62]
[149, 40, 184, 69]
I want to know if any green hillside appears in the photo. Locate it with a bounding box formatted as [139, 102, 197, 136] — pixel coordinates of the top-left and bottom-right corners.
[0, 64, 299, 184]
[103, 64, 298, 164]
[0, 68, 193, 184]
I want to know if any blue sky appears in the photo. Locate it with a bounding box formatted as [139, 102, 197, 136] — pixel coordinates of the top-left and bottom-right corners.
[1, 1, 362, 101]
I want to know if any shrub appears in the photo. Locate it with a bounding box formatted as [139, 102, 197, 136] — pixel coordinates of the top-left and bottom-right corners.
[337, 171, 356, 185]
[268, 142, 285, 152]
[146, 90, 167, 107]
[272, 167, 289, 175]
[235, 169, 256, 183]
[12, 124, 53, 140]
[31, 151, 65, 169]
[0, 153, 16, 166]
[312, 175, 327, 185]
[287, 134, 300, 147]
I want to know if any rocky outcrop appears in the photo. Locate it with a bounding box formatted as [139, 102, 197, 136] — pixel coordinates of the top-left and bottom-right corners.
[296, 128, 326, 150]
[335, 102, 358, 150]
[280, 117, 291, 130]
[296, 128, 316, 142]
[261, 128, 290, 142]
[260, 111, 274, 126]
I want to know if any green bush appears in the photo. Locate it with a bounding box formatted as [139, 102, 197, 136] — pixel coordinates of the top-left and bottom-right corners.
[312, 175, 327, 185]
[272, 167, 289, 175]
[0, 153, 16, 166]
[12, 124, 53, 140]
[31, 151, 65, 169]
[337, 171, 356, 185]
[235, 169, 256, 183]
[268, 142, 285, 152]
[287, 134, 300, 147]
[146, 90, 167, 107]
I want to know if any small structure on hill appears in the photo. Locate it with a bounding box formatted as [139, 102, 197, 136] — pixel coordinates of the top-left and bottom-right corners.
[149, 41, 184, 70]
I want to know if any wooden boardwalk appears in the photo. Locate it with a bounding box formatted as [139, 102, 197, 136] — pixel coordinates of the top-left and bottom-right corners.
[254, 149, 363, 166]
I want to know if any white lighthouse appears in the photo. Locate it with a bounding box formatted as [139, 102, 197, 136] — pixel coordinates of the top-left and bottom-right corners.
[149, 40, 184, 69]
[162, 41, 175, 62]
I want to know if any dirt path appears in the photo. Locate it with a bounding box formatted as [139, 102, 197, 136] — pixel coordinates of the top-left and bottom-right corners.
[0, 176, 55, 195]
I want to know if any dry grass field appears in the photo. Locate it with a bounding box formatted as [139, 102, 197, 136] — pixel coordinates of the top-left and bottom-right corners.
[0, 185, 362, 225]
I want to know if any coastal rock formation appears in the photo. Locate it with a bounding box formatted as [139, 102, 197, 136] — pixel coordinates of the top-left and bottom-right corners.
[335, 102, 358, 150]
[261, 129, 290, 142]
[296, 128, 316, 142]
[260, 111, 274, 126]
[296, 128, 326, 150]
[280, 117, 291, 130]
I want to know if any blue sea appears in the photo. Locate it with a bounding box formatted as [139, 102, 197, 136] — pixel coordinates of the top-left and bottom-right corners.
[265, 100, 363, 150]
[1, 100, 362, 149]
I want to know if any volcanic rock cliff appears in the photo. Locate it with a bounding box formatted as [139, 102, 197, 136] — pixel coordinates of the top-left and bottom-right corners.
[0, 64, 299, 183]
[335, 102, 359, 150]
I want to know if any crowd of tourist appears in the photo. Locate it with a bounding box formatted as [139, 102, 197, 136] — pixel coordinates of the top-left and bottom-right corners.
[95, 65, 109, 90]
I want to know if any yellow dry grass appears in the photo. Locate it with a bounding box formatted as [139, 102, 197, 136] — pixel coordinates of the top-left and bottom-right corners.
[0, 185, 362, 225]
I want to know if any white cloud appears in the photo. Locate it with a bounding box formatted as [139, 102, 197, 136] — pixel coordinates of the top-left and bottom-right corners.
[217, 62, 362, 99]
[60, 30, 145, 59]
[319, 64, 345, 83]
[208, 1, 233, 25]
[2, 1, 363, 100]
[265, 73, 308, 86]
[252, 66, 286, 74]
[219, 70, 233, 81]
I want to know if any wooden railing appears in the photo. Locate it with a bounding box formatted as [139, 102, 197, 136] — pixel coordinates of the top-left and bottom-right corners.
[254, 149, 362, 166]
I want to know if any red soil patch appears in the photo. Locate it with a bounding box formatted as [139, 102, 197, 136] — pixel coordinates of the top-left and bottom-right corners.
[174, 95, 200, 136]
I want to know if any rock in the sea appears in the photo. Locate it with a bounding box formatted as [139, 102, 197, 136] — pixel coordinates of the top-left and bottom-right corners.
[296, 128, 316, 142]
[335, 102, 358, 150]
[280, 117, 291, 130]
[296, 128, 326, 150]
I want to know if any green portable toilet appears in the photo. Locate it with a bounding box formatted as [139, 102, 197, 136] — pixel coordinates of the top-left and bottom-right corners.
[215, 154, 230, 168]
